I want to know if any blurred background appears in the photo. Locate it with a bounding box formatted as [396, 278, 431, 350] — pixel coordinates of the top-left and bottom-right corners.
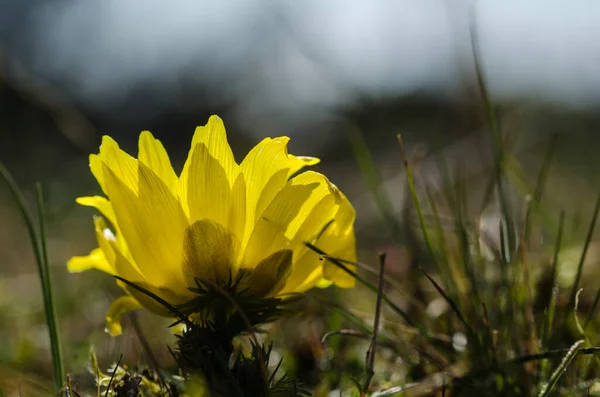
[3, 0, 600, 392]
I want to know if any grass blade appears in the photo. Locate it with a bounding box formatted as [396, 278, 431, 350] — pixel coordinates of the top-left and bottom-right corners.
[471, 21, 516, 258]
[563, 186, 600, 330]
[537, 340, 584, 397]
[523, 135, 557, 243]
[421, 268, 481, 351]
[35, 184, 65, 388]
[0, 163, 64, 390]
[347, 126, 404, 244]
[541, 210, 565, 348]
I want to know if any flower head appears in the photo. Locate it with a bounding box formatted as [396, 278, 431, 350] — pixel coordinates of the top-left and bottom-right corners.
[68, 116, 356, 335]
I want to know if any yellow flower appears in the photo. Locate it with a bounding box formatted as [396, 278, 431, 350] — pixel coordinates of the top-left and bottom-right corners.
[68, 115, 356, 335]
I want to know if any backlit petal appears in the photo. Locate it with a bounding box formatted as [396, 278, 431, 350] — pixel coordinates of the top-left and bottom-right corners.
[283, 172, 338, 241]
[182, 219, 240, 287]
[229, 173, 247, 250]
[94, 136, 139, 194]
[240, 137, 319, 242]
[241, 249, 292, 297]
[319, 194, 357, 288]
[138, 131, 178, 191]
[280, 250, 325, 294]
[103, 162, 189, 288]
[105, 295, 142, 336]
[185, 143, 231, 226]
[93, 216, 116, 267]
[243, 182, 318, 266]
[179, 116, 239, 212]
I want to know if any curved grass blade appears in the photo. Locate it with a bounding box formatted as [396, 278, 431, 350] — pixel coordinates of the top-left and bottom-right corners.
[113, 276, 193, 328]
[421, 268, 481, 352]
[0, 163, 64, 389]
[346, 126, 404, 244]
[305, 243, 418, 330]
[537, 340, 584, 397]
[35, 184, 64, 389]
[562, 186, 600, 332]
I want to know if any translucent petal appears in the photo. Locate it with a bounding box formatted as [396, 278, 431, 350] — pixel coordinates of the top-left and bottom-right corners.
[93, 136, 139, 194]
[240, 137, 319, 242]
[190, 115, 238, 182]
[241, 249, 292, 297]
[283, 172, 338, 241]
[184, 143, 231, 226]
[279, 249, 326, 294]
[105, 295, 142, 336]
[319, 194, 357, 288]
[93, 216, 116, 267]
[109, 241, 190, 316]
[182, 219, 240, 287]
[138, 131, 178, 191]
[243, 181, 318, 266]
[103, 162, 189, 289]
[228, 173, 247, 252]
[179, 116, 239, 214]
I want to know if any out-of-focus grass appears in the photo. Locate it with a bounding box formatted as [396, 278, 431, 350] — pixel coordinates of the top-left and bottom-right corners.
[6, 69, 600, 395]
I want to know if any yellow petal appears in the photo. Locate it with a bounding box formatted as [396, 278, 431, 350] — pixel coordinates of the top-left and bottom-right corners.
[283, 172, 338, 241]
[76, 196, 116, 226]
[138, 131, 178, 191]
[243, 181, 318, 266]
[184, 143, 231, 226]
[280, 251, 326, 294]
[103, 162, 189, 288]
[105, 295, 142, 336]
[277, 199, 338, 293]
[228, 173, 247, 253]
[93, 216, 117, 266]
[123, 281, 189, 317]
[110, 238, 145, 283]
[240, 137, 319, 242]
[182, 219, 240, 287]
[319, 194, 357, 288]
[179, 116, 239, 213]
[190, 115, 238, 181]
[92, 136, 139, 194]
[241, 249, 292, 297]
[67, 248, 113, 274]
[110, 242, 190, 316]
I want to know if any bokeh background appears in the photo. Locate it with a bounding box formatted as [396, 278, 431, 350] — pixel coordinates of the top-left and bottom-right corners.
[3, 0, 600, 392]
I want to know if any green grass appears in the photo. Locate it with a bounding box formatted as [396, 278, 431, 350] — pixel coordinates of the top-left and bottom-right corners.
[5, 84, 600, 395]
[0, 163, 64, 391]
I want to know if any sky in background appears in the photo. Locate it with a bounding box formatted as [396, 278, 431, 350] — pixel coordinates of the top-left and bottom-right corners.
[1, 0, 600, 139]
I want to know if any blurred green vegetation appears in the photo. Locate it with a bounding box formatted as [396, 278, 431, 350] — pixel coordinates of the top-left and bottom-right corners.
[6, 62, 600, 396]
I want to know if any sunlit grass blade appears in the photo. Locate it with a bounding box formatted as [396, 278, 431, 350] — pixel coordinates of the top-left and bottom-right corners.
[35, 184, 64, 389]
[346, 125, 404, 244]
[471, 22, 516, 258]
[0, 162, 64, 390]
[537, 340, 584, 397]
[584, 286, 600, 330]
[424, 184, 459, 300]
[362, 253, 386, 393]
[541, 210, 565, 348]
[421, 268, 481, 352]
[397, 134, 436, 262]
[113, 276, 193, 328]
[523, 135, 557, 242]
[562, 186, 600, 332]
[305, 242, 446, 347]
[304, 243, 414, 327]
